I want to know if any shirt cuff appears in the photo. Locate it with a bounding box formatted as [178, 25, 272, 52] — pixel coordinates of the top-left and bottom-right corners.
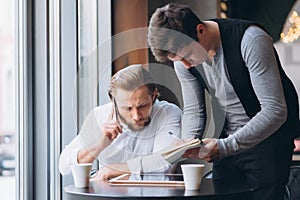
[217, 135, 239, 159]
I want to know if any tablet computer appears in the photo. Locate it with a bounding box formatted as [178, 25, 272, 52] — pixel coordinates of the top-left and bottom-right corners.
[109, 173, 185, 187]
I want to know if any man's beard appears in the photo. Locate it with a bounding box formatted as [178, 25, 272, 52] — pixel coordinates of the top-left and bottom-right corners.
[128, 118, 151, 131]
[121, 116, 151, 131]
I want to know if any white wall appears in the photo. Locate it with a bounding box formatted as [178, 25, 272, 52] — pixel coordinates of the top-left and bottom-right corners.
[275, 40, 300, 114]
[0, 0, 15, 134]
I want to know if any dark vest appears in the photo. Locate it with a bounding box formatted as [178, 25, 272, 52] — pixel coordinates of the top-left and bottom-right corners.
[189, 18, 300, 139]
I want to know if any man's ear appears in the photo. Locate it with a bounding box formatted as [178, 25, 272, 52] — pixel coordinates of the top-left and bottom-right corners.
[196, 24, 205, 36]
[152, 88, 158, 102]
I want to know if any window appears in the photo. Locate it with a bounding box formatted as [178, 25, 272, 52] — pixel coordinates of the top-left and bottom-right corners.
[0, 0, 16, 199]
[77, 0, 111, 127]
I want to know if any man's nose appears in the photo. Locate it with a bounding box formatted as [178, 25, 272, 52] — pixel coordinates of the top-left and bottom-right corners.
[131, 109, 142, 121]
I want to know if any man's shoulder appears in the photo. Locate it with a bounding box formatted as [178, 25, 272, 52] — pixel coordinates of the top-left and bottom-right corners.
[153, 100, 182, 114]
[244, 25, 269, 39]
[92, 102, 112, 114]
[149, 100, 182, 127]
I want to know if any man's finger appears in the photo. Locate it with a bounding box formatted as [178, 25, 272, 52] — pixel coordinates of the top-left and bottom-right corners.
[107, 105, 115, 121]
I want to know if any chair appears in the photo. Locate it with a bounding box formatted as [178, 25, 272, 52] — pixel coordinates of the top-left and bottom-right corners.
[284, 165, 300, 200]
[156, 84, 181, 108]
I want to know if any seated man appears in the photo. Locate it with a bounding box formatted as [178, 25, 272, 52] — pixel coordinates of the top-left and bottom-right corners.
[59, 64, 182, 180]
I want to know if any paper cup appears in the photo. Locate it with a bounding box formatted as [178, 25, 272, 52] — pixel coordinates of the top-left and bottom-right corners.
[181, 164, 205, 190]
[71, 163, 93, 188]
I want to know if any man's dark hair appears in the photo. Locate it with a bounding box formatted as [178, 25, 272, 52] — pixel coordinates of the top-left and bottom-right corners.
[148, 3, 204, 62]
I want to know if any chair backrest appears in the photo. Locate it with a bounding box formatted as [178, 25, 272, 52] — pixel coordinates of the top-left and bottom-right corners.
[156, 84, 181, 108]
[284, 166, 300, 200]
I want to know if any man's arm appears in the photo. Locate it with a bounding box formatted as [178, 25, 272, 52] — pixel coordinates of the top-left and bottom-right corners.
[183, 26, 288, 162]
[59, 132, 109, 176]
[174, 61, 207, 139]
[59, 104, 121, 175]
[90, 163, 130, 181]
[77, 134, 111, 164]
[217, 26, 287, 158]
[77, 108, 122, 163]
[59, 136, 83, 176]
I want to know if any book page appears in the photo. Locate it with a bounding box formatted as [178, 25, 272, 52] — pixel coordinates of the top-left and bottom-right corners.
[160, 138, 202, 164]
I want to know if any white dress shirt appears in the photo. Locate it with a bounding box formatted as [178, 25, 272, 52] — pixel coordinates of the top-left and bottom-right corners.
[59, 100, 182, 176]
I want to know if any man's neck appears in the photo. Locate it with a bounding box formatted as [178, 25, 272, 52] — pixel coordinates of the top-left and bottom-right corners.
[204, 21, 221, 58]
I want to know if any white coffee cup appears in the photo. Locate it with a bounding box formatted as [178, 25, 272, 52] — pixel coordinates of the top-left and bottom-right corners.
[181, 164, 205, 190]
[71, 163, 93, 188]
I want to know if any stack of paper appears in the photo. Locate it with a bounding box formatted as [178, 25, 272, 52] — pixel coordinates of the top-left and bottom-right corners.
[160, 138, 203, 164]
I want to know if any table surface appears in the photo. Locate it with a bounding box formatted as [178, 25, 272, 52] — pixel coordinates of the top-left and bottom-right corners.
[64, 177, 255, 200]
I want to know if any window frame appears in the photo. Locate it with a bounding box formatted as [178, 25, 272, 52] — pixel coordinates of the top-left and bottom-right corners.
[17, 0, 33, 199]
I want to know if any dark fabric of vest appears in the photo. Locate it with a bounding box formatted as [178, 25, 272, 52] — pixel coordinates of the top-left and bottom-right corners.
[189, 18, 300, 138]
[284, 166, 300, 200]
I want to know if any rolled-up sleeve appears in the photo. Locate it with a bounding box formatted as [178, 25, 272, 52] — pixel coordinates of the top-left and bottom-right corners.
[59, 136, 82, 176]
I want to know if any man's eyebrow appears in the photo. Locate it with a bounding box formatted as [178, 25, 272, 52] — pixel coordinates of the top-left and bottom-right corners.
[120, 100, 150, 109]
[120, 105, 131, 109]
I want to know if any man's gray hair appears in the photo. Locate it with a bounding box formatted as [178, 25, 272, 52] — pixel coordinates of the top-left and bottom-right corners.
[108, 64, 157, 100]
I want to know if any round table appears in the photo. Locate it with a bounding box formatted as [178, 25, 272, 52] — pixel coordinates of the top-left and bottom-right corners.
[64, 177, 255, 200]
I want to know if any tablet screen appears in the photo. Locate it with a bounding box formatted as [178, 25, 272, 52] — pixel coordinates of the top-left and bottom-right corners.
[109, 173, 184, 186]
[118, 174, 183, 181]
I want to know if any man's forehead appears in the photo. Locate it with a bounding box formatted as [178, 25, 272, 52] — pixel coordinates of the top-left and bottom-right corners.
[168, 43, 193, 57]
[171, 42, 209, 59]
[115, 87, 150, 101]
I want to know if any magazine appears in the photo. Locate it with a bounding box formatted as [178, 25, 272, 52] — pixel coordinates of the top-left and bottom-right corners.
[160, 138, 203, 163]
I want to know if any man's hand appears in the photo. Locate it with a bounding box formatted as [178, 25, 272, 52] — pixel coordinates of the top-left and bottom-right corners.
[102, 106, 123, 141]
[77, 106, 122, 164]
[90, 163, 130, 181]
[182, 138, 219, 162]
[102, 121, 123, 141]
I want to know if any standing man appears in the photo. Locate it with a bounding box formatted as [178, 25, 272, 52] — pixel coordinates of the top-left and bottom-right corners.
[148, 3, 300, 200]
[59, 64, 182, 180]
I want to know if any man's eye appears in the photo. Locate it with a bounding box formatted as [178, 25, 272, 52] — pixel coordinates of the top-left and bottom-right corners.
[139, 104, 149, 109]
[122, 107, 131, 111]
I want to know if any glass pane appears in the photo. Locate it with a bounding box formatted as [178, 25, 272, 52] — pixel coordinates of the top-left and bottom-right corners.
[0, 0, 16, 199]
[77, 0, 98, 127]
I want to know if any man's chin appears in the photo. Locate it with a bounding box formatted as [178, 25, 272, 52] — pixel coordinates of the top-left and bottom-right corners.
[128, 119, 151, 131]
[127, 123, 146, 131]
[124, 118, 151, 131]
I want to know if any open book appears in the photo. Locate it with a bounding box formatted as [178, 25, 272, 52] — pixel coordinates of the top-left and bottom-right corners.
[160, 138, 203, 164]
